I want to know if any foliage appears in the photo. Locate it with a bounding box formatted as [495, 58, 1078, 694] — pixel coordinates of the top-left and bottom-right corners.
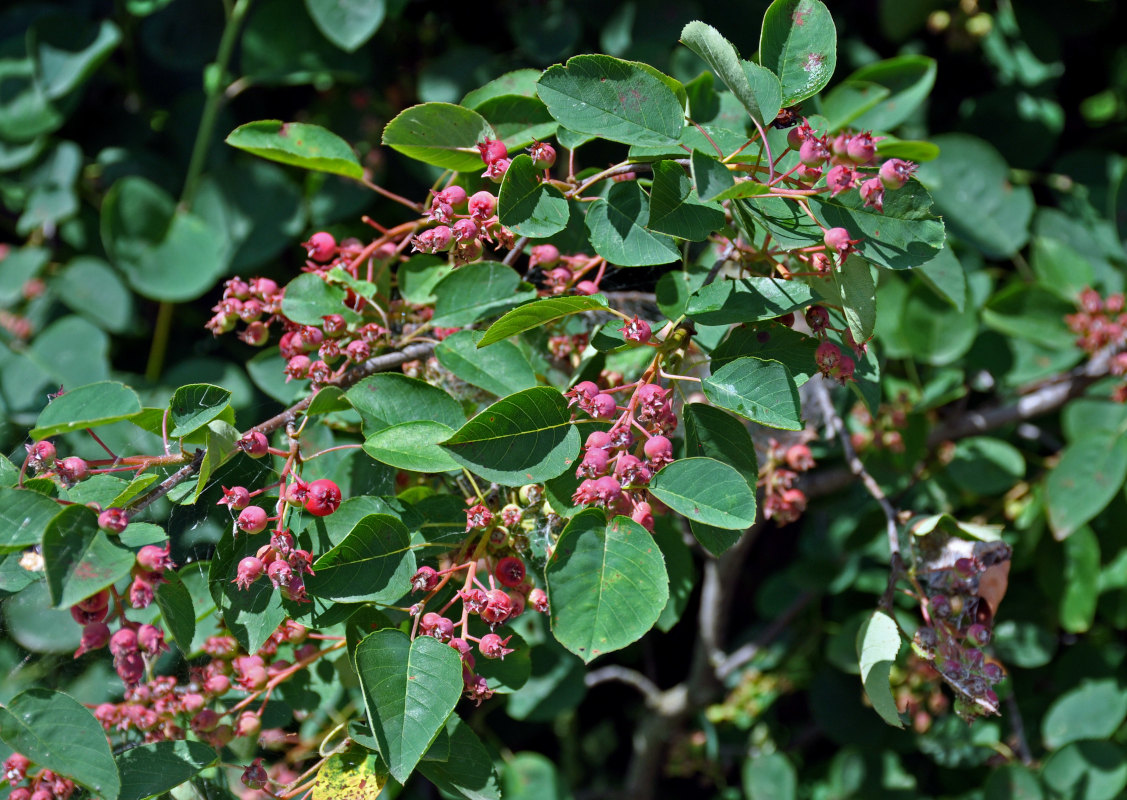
[2, 0, 1127, 799]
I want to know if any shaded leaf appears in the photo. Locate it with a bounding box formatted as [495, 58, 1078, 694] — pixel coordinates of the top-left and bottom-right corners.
[703, 357, 803, 430]
[436, 330, 537, 396]
[856, 610, 904, 727]
[304, 0, 384, 52]
[118, 740, 218, 800]
[498, 154, 569, 237]
[686, 277, 814, 325]
[649, 458, 758, 529]
[382, 103, 496, 172]
[226, 120, 362, 178]
[307, 514, 415, 604]
[478, 295, 608, 347]
[585, 182, 679, 266]
[42, 504, 136, 608]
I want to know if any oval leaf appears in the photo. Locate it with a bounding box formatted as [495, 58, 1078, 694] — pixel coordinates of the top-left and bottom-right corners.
[363, 421, 461, 473]
[118, 740, 218, 800]
[435, 330, 537, 396]
[307, 514, 415, 604]
[649, 457, 758, 529]
[1042, 679, 1127, 751]
[498, 154, 570, 237]
[586, 182, 680, 266]
[856, 610, 904, 727]
[759, 0, 837, 106]
[0, 486, 64, 551]
[226, 120, 362, 179]
[686, 277, 814, 325]
[0, 689, 120, 799]
[478, 295, 608, 347]
[703, 357, 803, 430]
[1046, 434, 1127, 540]
[32, 380, 141, 439]
[680, 21, 781, 126]
[440, 387, 580, 485]
[546, 510, 669, 663]
[536, 54, 684, 146]
[355, 630, 463, 783]
[382, 103, 496, 172]
[303, 0, 384, 52]
[168, 383, 232, 438]
[42, 504, 137, 609]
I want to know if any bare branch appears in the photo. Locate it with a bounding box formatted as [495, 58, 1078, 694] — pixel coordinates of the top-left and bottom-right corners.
[585, 666, 661, 705]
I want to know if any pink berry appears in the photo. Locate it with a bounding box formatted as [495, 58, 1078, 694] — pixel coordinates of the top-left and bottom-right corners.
[815, 340, 841, 373]
[468, 191, 496, 220]
[585, 430, 613, 451]
[529, 243, 560, 268]
[77, 622, 110, 655]
[846, 131, 877, 165]
[619, 316, 652, 344]
[218, 485, 251, 510]
[26, 439, 56, 468]
[429, 225, 453, 251]
[480, 589, 512, 626]
[799, 137, 829, 167]
[234, 556, 265, 589]
[57, 456, 88, 483]
[824, 164, 856, 196]
[477, 138, 507, 166]
[137, 543, 174, 572]
[238, 431, 269, 458]
[109, 627, 138, 657]
[859, 177, 885, 212]
[528, 587, 549, 613]
[577, 447, 611, 478]
[266, 559, 292, 588]
[484, 157, 510, 182]
[528, 141, 556, 169]
[303, 478, 342, 517]
[305, 232, 336, 262]
[436, 185, 467, 207]
[411, 566, 440, 593]
[631, 501, 655, 532]
[823, 227, 856, 255]
[137, 624, 166, 655]
[590, 393, 617, 419]
[452, 218, 479, 242]
[575, 280, 599, 295]
[644, 435, 673, 464]
[129, 576, 154, 609]
[237, 506, 268, 535]
[285, 355, 311, 381]
[97, 507, 129, 534]
[878, 158, 917, 190]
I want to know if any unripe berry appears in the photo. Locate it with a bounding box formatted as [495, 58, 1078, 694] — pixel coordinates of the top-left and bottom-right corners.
[110, 627, 138, 657]
[218, 485, 251, 510]
[644, 435, 673, 465]
[631, 501, 655, 532]
[238, 430, 269, 458]
[529, 243, 560, 268]
[575, 280, 599, 295]
[285, 355, 311, 381]
[429, 225, 453, 252]
[303, 478, 342, 517]
[846, 131, 876, 165]
[304, 232, 336, 262]
[26, 439, 56, 468]
[137, 624, 166, 655]
[452, 218, 479, 242]
[57, 456, 88, 483]
[479, 632, 514, 660]
[410, 566, 440, 593]
[824, 164, 856, 196]
[468, 191, 496, 220]
[528, 141, 556, 169]
[965, 623, 991, 647]
[480, 589, 512, 626]
[78, 621, 110, 654]
[136, 543, 174, 572]
[620, 316, 652, 343]
[436, 185, 467, 207]
[266, 559, 292, 588]
[859, 177, 885, 212]
[518, 484, 544, 506]
[234, 556, 265, 589]
[879, 158, 917, 190]
[98, 507, 129, 534]
[528, 586, 549, 613]
[237, 506, 268, 535]
[799, 137, 829, 167]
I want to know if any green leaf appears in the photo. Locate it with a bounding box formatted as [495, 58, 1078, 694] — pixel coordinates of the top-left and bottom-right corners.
[898, 280, 978, 366]
[743, 751, 797, 800]
[101, 176, 227, 302]
[117, 740, 219, 800]
[431, 262, 537, 326]
[355, 629, 464, 783]
[982, 284, 1074, 349]
[436, 331, 537, 396]
[417, 715, 502, 800]
[536, 54, 684, 146]
[809, 180, 946, 270]
[1046, 434, 1127, 540]
[691, 150, 734, 202]
[835, 256, 876, 343]
[382, 103, 496, 172]
[0, 487, 62, 552]
[303, 0, 384, 52]
[647, 160, 726, 241]
[29, 17, 121, 99]
[497, 154, 570, 237]
[186, 420, 239, 504]
[711, 322, 818, 384]
[478, 295, 608, 346]
[856, 610, 904, 728]
[649, 458, 758, 529]
[42, 505, 136, 609]
[398, 255, 453, 305]
[1042, 742, 1127, 800]
[546, 510, 668, 663]
[1061, 527, 1100, 634]
[441, 387, 580, 485]
[1042, 679, 1127, 751]
[686, 277, 814, 325]
[680, 21, 782, 126]
[347, 373, 464, 434]
[55, 256, 135, 333]
[683, 403, 758, 485]
[916, 134, 1033, 259]
[945, 437, 1025, 496]
[0, 688, 120, 799]
[31, 380, 142, 439]
[499, 753, 568, 800]
[363, 421, 461, 473]
[915, 246, 967, 312]
[759, 0, 837, 106]
[226, 120, 362, 179]
[703, 357, 803, 430]
[463, 69, 541, 106]
[167, 383, 232, 438]
[281, 272, 362, 326]
[155, 572, 196, 656]
[585, 182, 680, 266]
[654, 517, 696, 631]
[843, 55, 937, 132]
[307, 514, 415, 604]
[472, 94, 558, 153]
[731, 195, 822, 250]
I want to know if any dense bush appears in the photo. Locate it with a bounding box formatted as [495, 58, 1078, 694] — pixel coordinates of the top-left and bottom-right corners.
[2, 1, 1127, 799]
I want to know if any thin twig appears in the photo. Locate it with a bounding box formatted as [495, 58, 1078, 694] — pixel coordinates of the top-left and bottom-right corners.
[129, 450, 205, 513]
[585, 666, 661, 705]
[717, 591, 814, 680]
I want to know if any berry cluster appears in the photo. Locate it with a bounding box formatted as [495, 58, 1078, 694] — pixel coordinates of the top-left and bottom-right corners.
[785, 121, 918, 213]
[760, 440, 817, 524]
[566, 380, 677, 531]
[807, 306, 860, 384]
[3, 754, 76, 800]
[911, 545, 1010, 720]
[1065, 287, 1127, 401]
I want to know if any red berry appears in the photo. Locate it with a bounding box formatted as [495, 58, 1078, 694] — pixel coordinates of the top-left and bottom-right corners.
[26, 439, 56, 468]
[410, 566, 440, 593]
[109, 627, 138, 657]
[619, 316, 652, 344]
[478, 632, 514, 659]
[137, 624, 166, 655]
[480, 589, 512, 626]
[528, 587, 549, 613]
[591, 393, 617, 419]
[238, 431, 269, 458]
[631, 501, 655, 532]
[237, 506, 268, 535]
[494, 556, 526, 588]
[303, 479, 341, 517]
[218, 485, 251, 510]
[234, 556, 265, 589]
[575, 280, 599, 295]
[305, 232, 336, 262]
[137, 543, 175, 572]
